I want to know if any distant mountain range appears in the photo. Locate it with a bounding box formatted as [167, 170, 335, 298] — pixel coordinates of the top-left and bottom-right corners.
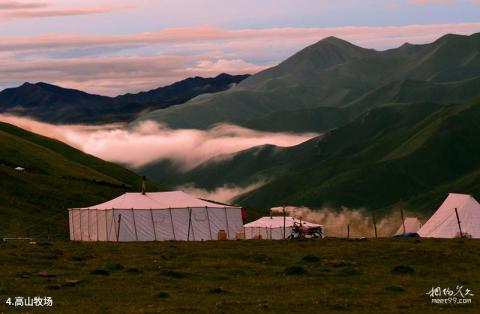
[0, 73, 249, 124]
[135, 33, 480, 132]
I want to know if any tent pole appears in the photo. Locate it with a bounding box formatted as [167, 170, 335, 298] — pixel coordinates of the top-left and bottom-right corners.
[347, 224, 350, 240]
[191, 208, 196, 241]
[87, 209, 91, 241]
[111, 209, 116, 241]
[150, 209, 157, 241]
[169, 208, 176, 240]
[70, 210, 75, 241]
[372, 214, 378, 238]
[104, 210, 108, 241]
[116, 213, 122, 242]
[224, 207, 230, 239]
[96, 210, 99, 241]
[187, 207, 192, 241]
[400, 208, 406, 234]
[205, 206, 213, 240]
[132, 209, 138, 241]
[454, 208, 463, 238]
[79, 210, 83, 241]
[283, 206, 286, 240]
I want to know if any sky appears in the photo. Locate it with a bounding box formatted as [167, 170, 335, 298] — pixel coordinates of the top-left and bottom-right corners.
[0, 0, 479, 95]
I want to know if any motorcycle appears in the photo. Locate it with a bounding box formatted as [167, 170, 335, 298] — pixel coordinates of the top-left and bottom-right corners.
[288, 222, 324, 239]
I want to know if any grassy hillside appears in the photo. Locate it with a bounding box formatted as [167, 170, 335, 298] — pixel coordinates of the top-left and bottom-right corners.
[0, 122, 164, 238]
[0, 239, 478, 313]
[142, 99, 480, 216]
[134, 33, 480, 132]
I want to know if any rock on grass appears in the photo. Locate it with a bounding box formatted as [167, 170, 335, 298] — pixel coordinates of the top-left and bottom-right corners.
[284, 266, 307, 275]
[156, 292, 170, 299]
[90, 269, 110, 276]
[391, 265, 415, 275]
[302, 255, 320, 263]
[209, 287, 229, 294]
[160, 270, 188, 279]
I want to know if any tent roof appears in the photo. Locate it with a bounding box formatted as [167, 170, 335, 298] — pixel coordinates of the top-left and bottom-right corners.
[244, 216, 322, 228]
[395, 217, 422, 235]
[418, 193, 480, 238]
[71, 191, 241, 210]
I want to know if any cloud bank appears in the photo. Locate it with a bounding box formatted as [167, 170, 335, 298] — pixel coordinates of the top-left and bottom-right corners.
[0, 114, 316, 170]
[1, 23, 479, 95]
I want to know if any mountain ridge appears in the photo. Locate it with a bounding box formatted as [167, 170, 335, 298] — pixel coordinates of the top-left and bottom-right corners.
[135, 32, 480, 131]
[0, 73, 250, 124]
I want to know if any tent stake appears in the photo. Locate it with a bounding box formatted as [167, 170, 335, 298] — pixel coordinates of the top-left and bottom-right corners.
[454, 208, 463, 238]
[400, 208, 406, 234]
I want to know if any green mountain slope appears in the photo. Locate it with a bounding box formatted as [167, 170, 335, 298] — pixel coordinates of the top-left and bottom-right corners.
[134, 33, 480, 132]
[0, 122, 164, 238]
[142, 99, 480, 216]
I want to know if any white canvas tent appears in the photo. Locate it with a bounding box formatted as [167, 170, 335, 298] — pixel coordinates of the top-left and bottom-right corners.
[243, 216, 322, 240]
[418, 193, 480, 238]
[395, 217, 422, 235]
[68, 191, 244, 242]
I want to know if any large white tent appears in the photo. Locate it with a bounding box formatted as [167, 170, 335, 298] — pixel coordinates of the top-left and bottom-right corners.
[68, 191, 244, 241]
[418, 193, 480, 238]
[394, 217, 422, 235]
[244, 216, 323, 240]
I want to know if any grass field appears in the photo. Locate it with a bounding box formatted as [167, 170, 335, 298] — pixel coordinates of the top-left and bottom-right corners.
[0, 239, 479, 313]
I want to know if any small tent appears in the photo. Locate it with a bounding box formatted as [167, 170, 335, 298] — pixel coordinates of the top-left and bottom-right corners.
[418, 193, 480, 238]
[68, 191, 243, 241]
[243, 216, 323, 240]
[395, 217, 422, 235]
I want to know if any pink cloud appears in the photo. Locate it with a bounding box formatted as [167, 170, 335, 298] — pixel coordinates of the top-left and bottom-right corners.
[0, 23, 479, 95]
[410, 0, 454, 3]
[0, 1, 48, 10]
[1, 23, 479, 54]
[0, 1, 132, 20]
